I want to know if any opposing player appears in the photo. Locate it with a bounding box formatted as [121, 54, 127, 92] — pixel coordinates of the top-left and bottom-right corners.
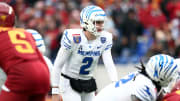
[0, 2, 50, 101]
[93, 54, 179, 101]
[52, 5, 118, 101]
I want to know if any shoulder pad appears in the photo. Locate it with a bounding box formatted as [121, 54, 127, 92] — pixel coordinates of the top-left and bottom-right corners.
[133, 74, 157, 101]
[100, 31, 113, 50]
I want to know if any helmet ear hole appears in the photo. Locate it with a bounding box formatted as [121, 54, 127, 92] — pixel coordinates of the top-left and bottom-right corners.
[84, 22, 88, 25]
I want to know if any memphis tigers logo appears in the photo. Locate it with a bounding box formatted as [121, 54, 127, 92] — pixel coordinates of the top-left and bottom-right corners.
[73, 34, 81, 43]
[101, 37, 106, 44]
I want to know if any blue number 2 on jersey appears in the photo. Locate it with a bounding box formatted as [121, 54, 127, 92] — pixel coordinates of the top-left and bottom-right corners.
[79, 57, 93, 75]
[115, 73, 135, 88]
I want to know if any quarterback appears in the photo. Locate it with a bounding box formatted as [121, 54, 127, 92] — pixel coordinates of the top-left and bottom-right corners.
[52, 5, 118, 101]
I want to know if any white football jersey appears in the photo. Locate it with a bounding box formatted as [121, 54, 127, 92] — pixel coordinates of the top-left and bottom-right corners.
[60, 29, 113, 80]
[94, 72, 157, 101]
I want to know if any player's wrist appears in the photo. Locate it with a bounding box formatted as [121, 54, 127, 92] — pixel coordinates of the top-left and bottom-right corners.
[52, 87, 60, 94]
[112, 81, 117, 83]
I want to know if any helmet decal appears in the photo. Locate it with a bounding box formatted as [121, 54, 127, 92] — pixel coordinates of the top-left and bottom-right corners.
[146, 54, 178, 87]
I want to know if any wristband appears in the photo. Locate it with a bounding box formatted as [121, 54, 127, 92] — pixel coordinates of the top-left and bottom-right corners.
[52, 88, 60, 94]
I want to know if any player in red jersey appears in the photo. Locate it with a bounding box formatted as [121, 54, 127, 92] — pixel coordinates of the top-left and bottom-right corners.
[162, 80, 180, 101]
[0, 2, 50, 101]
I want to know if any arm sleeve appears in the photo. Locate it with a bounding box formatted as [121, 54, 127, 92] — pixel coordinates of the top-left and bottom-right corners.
[43, 56, 53, 73]
[51, 47, 71, 87]
[51, 30, 73, 87]
[102, 49, 118, 82]
[43, 56, 54, 86]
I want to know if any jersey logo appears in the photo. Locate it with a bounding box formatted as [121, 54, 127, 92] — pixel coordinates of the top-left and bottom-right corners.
[176, 90, 180, 95]
[0, 15, 6, 22]
[100, 37, 106, 44]
[73, 34, 81, 43]
[97, 45, 102, 49]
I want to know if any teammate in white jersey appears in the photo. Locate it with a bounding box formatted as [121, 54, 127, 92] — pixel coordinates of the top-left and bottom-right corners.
[93, 54, 179, 101]
[26, 29, 53, 78]
[51, 5, 118, 101]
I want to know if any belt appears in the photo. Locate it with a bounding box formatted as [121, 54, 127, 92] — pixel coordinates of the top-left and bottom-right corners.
[61, 73, 74, 80]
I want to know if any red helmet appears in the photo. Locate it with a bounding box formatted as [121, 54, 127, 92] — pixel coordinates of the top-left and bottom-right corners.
[0, 2, 15, 27]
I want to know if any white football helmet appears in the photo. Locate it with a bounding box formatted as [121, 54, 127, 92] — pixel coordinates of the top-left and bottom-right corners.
[175, 58, 180, 67]
[26, 29, 46, 54]
[145, 54, 178, 87]
[80, 5, 106, 36]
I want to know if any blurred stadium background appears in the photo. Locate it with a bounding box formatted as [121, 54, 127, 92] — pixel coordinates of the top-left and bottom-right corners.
[1, 0, 180, 100]
[3, 0, 180, 63]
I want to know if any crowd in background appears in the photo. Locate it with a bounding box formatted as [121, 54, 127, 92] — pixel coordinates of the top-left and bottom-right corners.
[6, 0, 180, 64]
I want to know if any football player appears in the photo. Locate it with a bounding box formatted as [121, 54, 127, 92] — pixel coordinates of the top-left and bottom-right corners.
[26, 29, 53, 77]
[0, 2, 50, 101]
[52, 5, 118, 101]
[93, 54, 179, 101]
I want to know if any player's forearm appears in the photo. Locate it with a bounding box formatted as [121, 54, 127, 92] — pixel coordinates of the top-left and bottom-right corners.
[51, 47, 70, 87]
[102, 50, 118, 82]
[51, 67, 61, 87]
